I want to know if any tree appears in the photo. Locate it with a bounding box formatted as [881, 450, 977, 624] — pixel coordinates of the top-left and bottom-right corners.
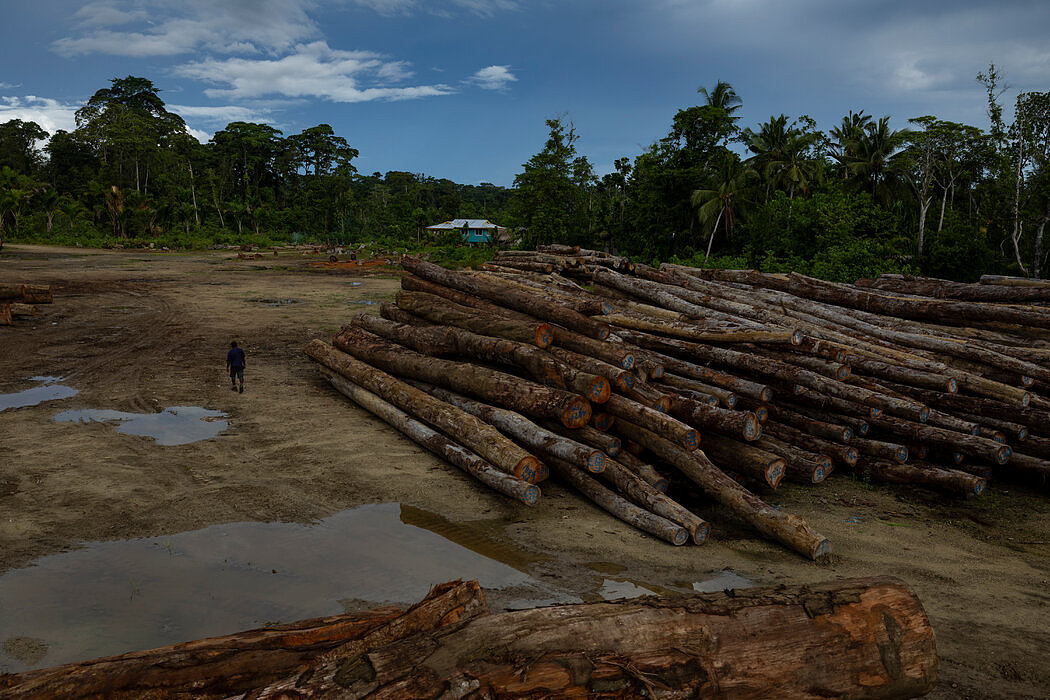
[509, 118, 595, 247]
[0, 119, 49, 174]
[691, 153, 755, 262]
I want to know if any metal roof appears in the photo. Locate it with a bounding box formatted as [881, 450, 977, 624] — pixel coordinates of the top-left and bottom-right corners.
[425, 219, 499, 229]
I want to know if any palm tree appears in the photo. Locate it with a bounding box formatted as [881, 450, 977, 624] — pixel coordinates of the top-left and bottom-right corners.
[691, 156, 755, 262]
[744, 116, 822, 202]
[698, 80, 742, 117]
[831, 114, 905, 202]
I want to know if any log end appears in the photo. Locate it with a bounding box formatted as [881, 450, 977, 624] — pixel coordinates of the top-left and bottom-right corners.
[516, 456, 543, 484]
[996, 445, 1012, 465]
[1020, 391, 1031, 407]
[682, 429, 701, 451]
[743, 414, 761, 442]
[693, 521, 711, 545]
[842, 427, 854, 441]
[587, 377, 612, 404]
[649, 364, 664, 380]
[620, 353, 636, 370]
[810, 537, 831, 559]
[536, 324, 555, 349]
[896, 446, 909, 463]
[768, 459, 786, 488]
[521, 484, 540, 506]
[812, 465, 827, 483]
[972, 478, 987, 497]
[760, 387, 773, 402]
[753, 406, 769, 423]
[844, 447, 859, 466]
[947, 378, 958, 393]
[1021, 375, 1035, 387]
[562, 397, 593, 429]
[586, 451, 606, 474]
[1017, 427, 1028, 441]
[654, 478, 669, 493]
[592, 413, 615, 432]
[791, 330, 804, 345]
[919, 407, 930, 423]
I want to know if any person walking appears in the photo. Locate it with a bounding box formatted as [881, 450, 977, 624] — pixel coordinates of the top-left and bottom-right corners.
[226, 341, 246, 393]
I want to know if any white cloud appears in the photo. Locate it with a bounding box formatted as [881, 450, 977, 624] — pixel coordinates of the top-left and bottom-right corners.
[52, 0, 319, 57]
[0, 96, 79, 135]
[175, 41, 453, 103]
[167, 103, 266, 124]
[469, 65, 517, 91]
[352, 0, 517, 16]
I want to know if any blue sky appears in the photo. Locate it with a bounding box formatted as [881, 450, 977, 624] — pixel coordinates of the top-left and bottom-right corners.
[1, 0, 1048, 186]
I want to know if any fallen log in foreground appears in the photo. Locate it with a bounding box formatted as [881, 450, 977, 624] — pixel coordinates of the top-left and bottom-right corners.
[7, 577, 935, 699]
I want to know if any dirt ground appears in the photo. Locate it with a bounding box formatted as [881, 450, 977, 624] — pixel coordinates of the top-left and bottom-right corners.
[2, 244, 1049, 698]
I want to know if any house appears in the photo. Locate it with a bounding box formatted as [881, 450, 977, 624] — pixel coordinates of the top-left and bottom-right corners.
[425, 219, 508, 245]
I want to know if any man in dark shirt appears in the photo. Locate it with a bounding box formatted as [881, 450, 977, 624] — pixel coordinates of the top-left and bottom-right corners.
[226, 341, 246, 393]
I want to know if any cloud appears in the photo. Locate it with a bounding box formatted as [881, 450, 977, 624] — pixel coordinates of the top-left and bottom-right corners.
[174, 41, 453, 103]
[52, 0, 319, 57]
[167, 103, 267, 124]
[469, 65, 517, 90]
[351, 0, 517, 16]
[0, 96, 79, 135]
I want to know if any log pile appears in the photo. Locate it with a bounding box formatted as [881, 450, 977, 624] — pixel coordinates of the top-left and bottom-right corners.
[0, 576, 938, 699]
[0, 283, 52, 325]
[304, 251, 1050, 557]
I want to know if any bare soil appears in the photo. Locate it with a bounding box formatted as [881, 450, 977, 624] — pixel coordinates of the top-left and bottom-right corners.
[2, 245, 1048, 698]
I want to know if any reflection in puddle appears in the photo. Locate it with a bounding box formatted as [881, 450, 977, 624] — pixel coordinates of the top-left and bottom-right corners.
[54, 406, 228, 445]
[598, 578, 657, 600]
[692, 569, 754, 593]
[0, 377, 78, 411]
[0, 503, 535, 673]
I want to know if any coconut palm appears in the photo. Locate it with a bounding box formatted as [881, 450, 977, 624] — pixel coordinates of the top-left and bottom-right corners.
[691, 156, 755, 262]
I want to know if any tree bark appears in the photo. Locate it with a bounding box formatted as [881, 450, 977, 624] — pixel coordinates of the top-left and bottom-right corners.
[305, 340, 542, 483]
[691, 433, 786, 488]
[401, 256, 612, 339]
[333, 327, 592, 429]
[394, 290, 554, 348]
[856, 459, 987, 497]
[321, 371, 539, 505]
[603, 394, 700, 451]
[617, 420, 828, 558]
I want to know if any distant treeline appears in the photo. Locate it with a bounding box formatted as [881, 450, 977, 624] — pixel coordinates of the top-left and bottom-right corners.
[1, 70, 1048, 281]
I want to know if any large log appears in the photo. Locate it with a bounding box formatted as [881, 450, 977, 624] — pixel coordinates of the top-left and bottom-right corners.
[394, 290, 554, 348]
[666, 394, 762, 441]
[616, 420, 828, 558]
[401, 256, 612, 339]
[602, 394, 700, 451]
[304, 340, 542, 483]
[333, 326, 592, 429]
[612, 446, 670, 492]
[868, 414, 1012, 465]
[856, 459, 987, 497]
[862, 273, 1050, 303]
[320, 371, 540, 505]
[412, 383, 606, 473]
[754, 434, 833, 484]
[0, 600, 412, 699]
[691, 433, 786, 488]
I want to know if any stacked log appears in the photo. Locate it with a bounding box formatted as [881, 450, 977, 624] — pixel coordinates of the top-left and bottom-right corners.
[0, 577, 938, 699]
[0, 283, 53, 325]
[303, 251, 1050, 558]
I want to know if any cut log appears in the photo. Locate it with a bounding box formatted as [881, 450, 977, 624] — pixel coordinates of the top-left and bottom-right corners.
[321, 371, 539, 505]
[754, 434, 833, 484]
[0, 304, 11, 326]
[666, 394, 762, 441]
[864, 273, 1050, 303]
[869, 414, 1012, 465]
[412, 383, 606, 473]
[395, 289, 554, 348]
[856, 459, 987, 497]
[545, 455, 690, 545]
[691, 433, 786, 488]
[764, 419, 859, 467]
[658, 372, 737, 408]
[401, 256, 612, 339]
[603, 393, 700, 451]
[333, 326, 592, 429]
[612, 447, 670, 492]
[617, 420, 830, 557]
[304, 340, 542, 483]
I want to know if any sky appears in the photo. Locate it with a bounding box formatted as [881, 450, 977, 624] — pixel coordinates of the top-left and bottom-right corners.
[1, 0, 1048, 186]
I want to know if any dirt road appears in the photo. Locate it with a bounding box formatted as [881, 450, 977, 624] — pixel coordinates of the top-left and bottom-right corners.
[2, 245, 1048, 697]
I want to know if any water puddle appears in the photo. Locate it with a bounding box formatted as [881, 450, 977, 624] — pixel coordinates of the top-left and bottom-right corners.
[692, 569, 754, 593]
[597, 578, 657, 600]
[53, 406, 228, 446]
[0, 377, 78, 411]
[347, 299, 380, 306]
[0, 503, 538, 673]
[252, 298, 299, 307]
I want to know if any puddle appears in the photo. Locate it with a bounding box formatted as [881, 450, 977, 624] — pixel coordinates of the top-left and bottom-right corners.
[692, 569, 754, 593]
[0, 377, 79, 411]
[54, 406, 228, 445]
[0, 503, 539, 673]
[252, 298, 299, 307]
[597, 578, 657, 600]
[347, 299, 380, 306]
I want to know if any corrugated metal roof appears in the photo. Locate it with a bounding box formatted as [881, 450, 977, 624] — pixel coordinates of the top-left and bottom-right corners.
[425, 218, 498, 230]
